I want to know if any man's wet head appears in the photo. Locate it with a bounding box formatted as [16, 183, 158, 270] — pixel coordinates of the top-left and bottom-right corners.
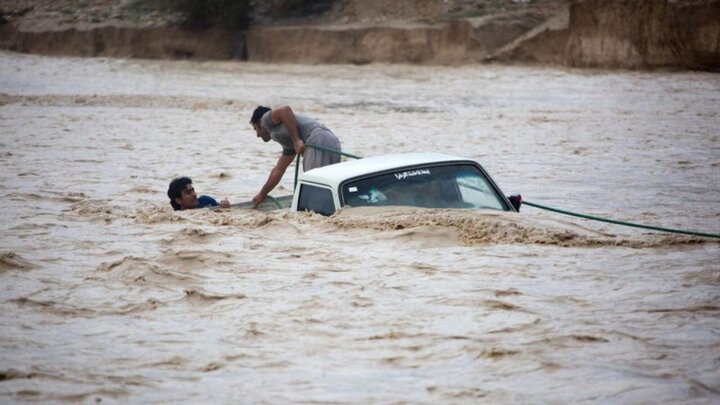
[250, 106, 272, 142]
[167, 177, 199, 210]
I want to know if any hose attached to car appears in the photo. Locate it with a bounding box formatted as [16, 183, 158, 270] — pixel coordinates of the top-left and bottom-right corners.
[266, 195, 285, 210]
[294, 143, 361, 192]
[305, 142, 363, 160]
[296, 144, 720, 239]
[522, 200, 720, 239]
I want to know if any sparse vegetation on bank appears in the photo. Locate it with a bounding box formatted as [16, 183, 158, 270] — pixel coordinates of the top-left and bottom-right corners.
[121, 0, 250, 29]
[119, 0, 335, 29]
[172, 0, 250, 29]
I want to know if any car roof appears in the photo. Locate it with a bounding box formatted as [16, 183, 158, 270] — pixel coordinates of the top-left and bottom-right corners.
[298, 152, 476, 188]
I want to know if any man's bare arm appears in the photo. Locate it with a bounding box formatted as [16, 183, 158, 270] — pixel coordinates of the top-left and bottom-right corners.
[271, 106, 305, 155]
[253, 153, 296, 208]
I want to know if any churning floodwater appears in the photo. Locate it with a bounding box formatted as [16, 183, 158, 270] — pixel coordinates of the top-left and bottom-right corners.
[0, 51, 718, 403]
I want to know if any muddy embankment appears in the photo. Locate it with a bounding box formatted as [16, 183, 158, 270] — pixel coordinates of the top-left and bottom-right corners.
[1, 0, 719, 70]
[0, 24, 245, 60]
[564, 0, 720, 69]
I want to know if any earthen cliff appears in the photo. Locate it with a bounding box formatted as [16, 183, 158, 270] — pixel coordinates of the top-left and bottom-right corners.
[0, 0, 717, 70]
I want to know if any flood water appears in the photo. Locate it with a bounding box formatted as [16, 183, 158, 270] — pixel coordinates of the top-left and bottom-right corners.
[1, 51, 719, 403]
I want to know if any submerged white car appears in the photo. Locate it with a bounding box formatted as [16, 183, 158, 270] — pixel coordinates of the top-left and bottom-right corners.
[253, 152, 520, 215]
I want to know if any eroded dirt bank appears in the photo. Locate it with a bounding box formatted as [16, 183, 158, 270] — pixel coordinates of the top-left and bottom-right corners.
[565, 0, 720, 69]
[0, 24, 244, 59]
[1, 0, 718, 70]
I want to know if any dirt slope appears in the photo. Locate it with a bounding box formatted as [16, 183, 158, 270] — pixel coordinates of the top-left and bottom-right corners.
[0, 0, 717, 70]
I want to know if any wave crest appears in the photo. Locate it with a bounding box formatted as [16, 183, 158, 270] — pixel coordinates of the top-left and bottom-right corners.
[330, 207, 711, 248]
[0, 252, 36, 272]
[93, 256, 198, 286]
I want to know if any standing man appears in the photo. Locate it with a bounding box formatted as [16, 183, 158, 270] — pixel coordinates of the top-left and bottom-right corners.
[250, 105, 341, 207]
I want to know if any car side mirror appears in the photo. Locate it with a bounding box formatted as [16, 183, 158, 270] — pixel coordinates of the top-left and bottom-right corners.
[508, 194, 522, 212]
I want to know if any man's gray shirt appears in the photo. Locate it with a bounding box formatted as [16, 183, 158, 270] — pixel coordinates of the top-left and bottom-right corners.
[261, 112, 328, 156]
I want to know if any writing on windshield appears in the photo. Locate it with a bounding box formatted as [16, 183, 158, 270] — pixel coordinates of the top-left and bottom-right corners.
[394, 169, 431, 180]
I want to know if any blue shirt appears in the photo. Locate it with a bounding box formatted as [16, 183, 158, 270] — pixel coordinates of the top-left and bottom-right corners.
[198, 195, 219, 208]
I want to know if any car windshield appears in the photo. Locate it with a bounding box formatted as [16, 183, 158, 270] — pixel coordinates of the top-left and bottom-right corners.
[341, 163, 508, 211]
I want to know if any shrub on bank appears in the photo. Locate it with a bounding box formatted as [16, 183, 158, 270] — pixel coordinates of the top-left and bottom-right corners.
[171, 0, 251, 29]
[122, 0, 334, 29]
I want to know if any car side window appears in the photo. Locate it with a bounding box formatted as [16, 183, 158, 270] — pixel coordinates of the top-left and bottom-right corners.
[297, 184, 335, 216]
[455, 172, 505, 210]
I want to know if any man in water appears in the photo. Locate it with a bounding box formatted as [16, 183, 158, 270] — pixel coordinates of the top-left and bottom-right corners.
[167, 177, 230, 211]
[250, 105, 341, 208]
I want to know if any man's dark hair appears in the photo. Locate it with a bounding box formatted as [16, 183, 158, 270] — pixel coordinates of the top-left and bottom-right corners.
[250, 106, 271, 125]
[168, 177, 193, 211]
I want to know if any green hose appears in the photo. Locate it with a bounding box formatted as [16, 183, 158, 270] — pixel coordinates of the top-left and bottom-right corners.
[305, 142, 362, 160]
[293, 142, 361, 190]
[294, 154, 300, 192]
[266, 195, 284, 210]
[523, 200, 720, 239]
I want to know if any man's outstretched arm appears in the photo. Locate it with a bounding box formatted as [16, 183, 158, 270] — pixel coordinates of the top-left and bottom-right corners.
[253, 153, 296, 208]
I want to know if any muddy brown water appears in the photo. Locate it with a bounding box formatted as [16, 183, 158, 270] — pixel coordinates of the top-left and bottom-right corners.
[1, 51, 719, 403]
